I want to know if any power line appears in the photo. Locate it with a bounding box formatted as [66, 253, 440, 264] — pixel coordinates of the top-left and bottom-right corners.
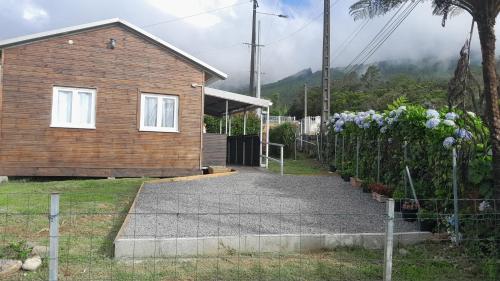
[344, 0, 420, 74]
[344, 2, 409, 72]
[141, 1, 250, 28]
[353, 0, 421, 69]
[265, 0, 343, 47]
[331, 19, 369, 63]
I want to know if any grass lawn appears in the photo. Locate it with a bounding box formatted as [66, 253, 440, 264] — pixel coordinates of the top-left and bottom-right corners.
[268, 153, 330, 175]
[0, 177, 495, 280]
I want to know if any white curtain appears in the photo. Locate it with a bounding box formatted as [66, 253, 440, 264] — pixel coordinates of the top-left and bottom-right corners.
[57, 90, 72, 123]
[144, 97, 157, 127]
[162, 98, 175, 128]
[78, 92, 92, 125]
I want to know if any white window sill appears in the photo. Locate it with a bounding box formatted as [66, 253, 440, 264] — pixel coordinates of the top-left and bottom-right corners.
[139, 127, 179, 133]
[50, 124, 96, 130]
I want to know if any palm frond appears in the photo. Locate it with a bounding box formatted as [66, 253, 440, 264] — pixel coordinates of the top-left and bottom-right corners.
[349, 0, 409, 20]
[433, 0, 466, 26]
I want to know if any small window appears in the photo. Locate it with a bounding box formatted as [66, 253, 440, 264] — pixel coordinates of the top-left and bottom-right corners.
[51, 87, 96, 129]
[140, 93, 179, 132]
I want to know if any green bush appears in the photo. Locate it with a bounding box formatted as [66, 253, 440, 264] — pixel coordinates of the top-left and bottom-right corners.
[205, 113, 260, 136]
[269, 122, 297, 158]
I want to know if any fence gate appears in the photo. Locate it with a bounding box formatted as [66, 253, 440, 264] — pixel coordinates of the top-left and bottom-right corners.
[227, 135, 260, 166]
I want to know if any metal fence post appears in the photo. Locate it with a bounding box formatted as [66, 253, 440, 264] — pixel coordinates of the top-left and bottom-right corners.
[383, 199, 395, 281]
[403, 141, 408, 196]
[341, 135, 345, 171]
[294, 134, 297, 161]
[333, 134, 339, 168]
[356, 136, 360, 178]
[49, 193, 60, 281]
[377, 137, 381, 183]
[280, 146, 284, 176]
[452, 148, 460, 244]
[316, 134, 320, 161]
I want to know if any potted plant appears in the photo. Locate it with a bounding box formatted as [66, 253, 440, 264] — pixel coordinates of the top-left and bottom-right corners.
[329, 163, 337, 172]
[340, 169, 353, 182]
[350, 176, 363, 188]
[401, 200, 419, 222]
[392, 188, 405, 212]
[418, 209, 438, 232]
[361, 181, 371, 193]
[369, 183, 390, 203]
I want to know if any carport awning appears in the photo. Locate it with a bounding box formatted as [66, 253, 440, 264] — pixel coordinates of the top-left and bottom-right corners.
[204, 87, 272, 117]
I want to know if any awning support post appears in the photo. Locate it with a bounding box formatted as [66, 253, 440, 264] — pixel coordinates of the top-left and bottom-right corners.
[225, 100, 229, 135]
[243, 110, 247, 135]
[259, 109, 264, 166]
[266, 106, 270, 168]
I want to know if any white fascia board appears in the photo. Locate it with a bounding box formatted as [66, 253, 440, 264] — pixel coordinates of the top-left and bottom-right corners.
[204, 87, 273, 108]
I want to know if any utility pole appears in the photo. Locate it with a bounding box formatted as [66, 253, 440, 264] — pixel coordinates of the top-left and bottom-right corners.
[320, 0, 331, 162]
[256, 20, 263, 116]
[256, 20, 262, 100]
[304, 83, 308, 136]
[249, 0, 258, 97]
[320, 0, 331, 137]
[304, 83, 308, 119]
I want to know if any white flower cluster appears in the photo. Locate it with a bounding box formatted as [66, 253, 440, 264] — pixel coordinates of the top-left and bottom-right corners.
[331, 106, 407, 134]
[330, 107, 475, 150]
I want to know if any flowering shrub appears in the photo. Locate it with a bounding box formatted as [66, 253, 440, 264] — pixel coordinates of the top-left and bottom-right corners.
[328, 98, 491, 202]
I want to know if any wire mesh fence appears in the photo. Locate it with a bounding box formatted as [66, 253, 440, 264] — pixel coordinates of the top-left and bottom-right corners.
[1, 189, 499, 281]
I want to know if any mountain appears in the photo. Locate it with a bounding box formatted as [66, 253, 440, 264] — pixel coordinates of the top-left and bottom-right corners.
[254, 56, 482, 107]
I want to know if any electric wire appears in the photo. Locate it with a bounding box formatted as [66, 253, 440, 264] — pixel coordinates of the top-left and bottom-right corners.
[265, 0, 343, 47]
[344, 0, 421, 74]
[352, 0, 421, 70]
[141, 0, 250, 28]
[343, 2, 410, 72]
[331, 18, 369, 63]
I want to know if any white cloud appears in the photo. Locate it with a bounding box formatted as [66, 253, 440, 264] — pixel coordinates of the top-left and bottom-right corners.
[22, 2, 48, 22]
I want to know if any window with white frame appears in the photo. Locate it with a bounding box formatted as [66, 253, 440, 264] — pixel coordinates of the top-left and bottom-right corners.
[140, 93, 179, 132]
[51, 87, 96, 129]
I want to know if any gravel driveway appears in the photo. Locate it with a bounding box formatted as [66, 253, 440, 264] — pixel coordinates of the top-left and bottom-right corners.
[121, 167, 418, 239]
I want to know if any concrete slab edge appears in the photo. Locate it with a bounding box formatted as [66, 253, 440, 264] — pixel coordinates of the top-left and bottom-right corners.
[114, 232, 432, 259]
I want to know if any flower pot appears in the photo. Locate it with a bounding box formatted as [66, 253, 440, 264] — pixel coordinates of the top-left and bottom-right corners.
[350, 177, 363, 188]
[394, 199, 402, 212]
[329, 165, 337, 172]
[401, 207, 418, 222]
[341, 174, 351, 182]
[362, 185, 370, 193]
[372, 192, 387, 203]
[419, 219, 437, 232]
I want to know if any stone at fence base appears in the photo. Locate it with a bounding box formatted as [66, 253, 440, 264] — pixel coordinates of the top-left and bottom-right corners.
[0, 259, 22, 276]
[398, 248, 409, 256]
[0, 176, 8, 184]
[22, 256, 42, 271]
[31, 246, 48, 258]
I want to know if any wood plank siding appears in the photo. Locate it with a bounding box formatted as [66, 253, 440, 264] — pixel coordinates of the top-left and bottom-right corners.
[202, 133, 227, 167]
[0, 24, 205, 177]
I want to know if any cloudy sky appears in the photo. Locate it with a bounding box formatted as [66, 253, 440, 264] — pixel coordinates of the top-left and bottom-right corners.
[0, 0, 487, 87]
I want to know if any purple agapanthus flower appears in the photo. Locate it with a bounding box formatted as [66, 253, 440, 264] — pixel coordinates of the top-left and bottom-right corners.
[455, 128, 473, 141]
[443, 137, 455, 149]
[426, 109, 440, 119]
[425, 118, 441, 129]
[445, 112, 458, 120]
[443, 120, 456, 127]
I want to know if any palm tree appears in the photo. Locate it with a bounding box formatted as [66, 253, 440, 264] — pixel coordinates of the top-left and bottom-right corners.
[349, 0, 500, 199]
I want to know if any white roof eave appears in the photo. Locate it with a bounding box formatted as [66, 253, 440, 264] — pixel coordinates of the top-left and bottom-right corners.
[204, 87, 272, 108]
[0, 18, 228, 80]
